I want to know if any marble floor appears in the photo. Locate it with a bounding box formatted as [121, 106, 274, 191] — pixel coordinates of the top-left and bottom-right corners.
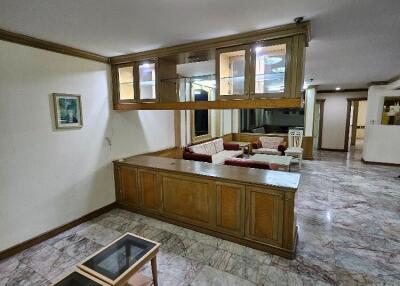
[1, 149, 399, 286]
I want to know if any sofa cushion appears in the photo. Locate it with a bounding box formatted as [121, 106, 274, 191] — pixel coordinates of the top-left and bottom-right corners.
[259, 136, 283, 149]
[253, 148, 281, 155]
[214, 138, 224, 153]
[189, 144, 207, 154]
[211, 149, 243, 165]
[204, 141, 217, 155]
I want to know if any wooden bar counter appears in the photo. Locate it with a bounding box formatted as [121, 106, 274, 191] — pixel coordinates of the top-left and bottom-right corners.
[113, 155, 300, 259]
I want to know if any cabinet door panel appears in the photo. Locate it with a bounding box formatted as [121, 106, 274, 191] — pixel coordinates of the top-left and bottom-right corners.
[138, 169, 160, 213]
[216, 182, 245, 236]
[245, 186, 284, 246]
[161, 174, 213, 226]
[119, 166, 138, 207]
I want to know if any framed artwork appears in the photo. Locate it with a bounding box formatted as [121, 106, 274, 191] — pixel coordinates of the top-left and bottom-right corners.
[53, 93, 83, 129]
[381, 96, 400, 125]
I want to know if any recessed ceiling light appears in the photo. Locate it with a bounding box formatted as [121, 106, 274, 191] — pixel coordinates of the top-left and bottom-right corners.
[335, 87, 341, 91]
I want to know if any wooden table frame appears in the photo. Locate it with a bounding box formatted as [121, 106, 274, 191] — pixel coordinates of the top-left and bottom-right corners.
[50, 268, 109, 286]
[78, 233, 160, 286]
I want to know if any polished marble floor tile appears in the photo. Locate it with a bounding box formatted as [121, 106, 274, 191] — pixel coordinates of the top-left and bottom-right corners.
[0, 148, 399, 285]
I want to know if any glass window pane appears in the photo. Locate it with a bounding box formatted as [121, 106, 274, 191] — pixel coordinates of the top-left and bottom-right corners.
[139, 62, 156, 100]
[219, 50, 246, 96]
[118, 66, 134, 100]
[255, 44, 286, 94]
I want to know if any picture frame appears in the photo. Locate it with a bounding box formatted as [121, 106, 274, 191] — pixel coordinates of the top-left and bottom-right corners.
[53, 93, 83, 129]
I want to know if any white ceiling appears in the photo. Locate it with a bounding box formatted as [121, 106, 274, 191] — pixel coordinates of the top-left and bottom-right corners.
[0, 0, 399, 89]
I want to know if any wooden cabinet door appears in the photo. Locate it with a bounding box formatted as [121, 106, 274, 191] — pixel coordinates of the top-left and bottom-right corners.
[138, 169, 160, 214]
[245, 186, 284, 247]
[215, 182, 245, 236]
[118, 166, 138, 207]
[161, 173, 215, 227]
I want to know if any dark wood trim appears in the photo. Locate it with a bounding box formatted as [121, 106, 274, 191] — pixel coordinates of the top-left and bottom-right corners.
[319, 148, 347, 152]
[316, 99, 325, 150]
[117, 203, 297, 259]
[361, 158, 400, 167]
[113, 98, 302, 110]
[0, 202, 116, 261]
[344, 97, 368, 151]
[317, 88, 368, 94]
[0, 28, 110, 63]
[110, 22, 310, 64]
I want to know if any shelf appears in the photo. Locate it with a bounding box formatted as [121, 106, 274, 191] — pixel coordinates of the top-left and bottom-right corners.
[114, 98, 302, 110]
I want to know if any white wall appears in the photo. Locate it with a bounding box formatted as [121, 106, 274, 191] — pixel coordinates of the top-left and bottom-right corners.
[317, 91, 367, 150]
[111, 110, 175, 159]
[363, 86, 400, 164]
[0, 40, 175, 251]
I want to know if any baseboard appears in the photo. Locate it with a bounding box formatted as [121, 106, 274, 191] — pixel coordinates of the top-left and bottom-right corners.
[0, 202, 116, 261]
[361, 158, 400, 167]
[319, 148, 347, 152]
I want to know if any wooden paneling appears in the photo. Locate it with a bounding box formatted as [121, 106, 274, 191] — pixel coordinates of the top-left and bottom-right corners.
[245, 186, 284, 246]
[302, 136, 313, 160]
[113, 98, 302, 110]
[119, 166, 139, 207]
[110, 22, 310, 64]
[161, 173, 214, 226]
[216, 182, 245, 236]
[138, 169, 160, 213]
[0, 28, 109, 63]
[158, 58, 178, 102]
[113, 157, 298, 259]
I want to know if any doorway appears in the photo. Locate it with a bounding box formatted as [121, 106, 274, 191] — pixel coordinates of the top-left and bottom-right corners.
[345, 98, 367, 152]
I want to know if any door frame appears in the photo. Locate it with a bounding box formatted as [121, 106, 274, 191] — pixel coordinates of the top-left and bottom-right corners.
[344, 97, 368, 151]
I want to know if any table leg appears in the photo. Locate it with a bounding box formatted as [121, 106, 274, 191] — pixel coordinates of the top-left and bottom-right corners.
[151, 256, 158, 286]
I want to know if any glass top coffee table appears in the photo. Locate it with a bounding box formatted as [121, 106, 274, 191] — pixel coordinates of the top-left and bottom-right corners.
[78, 233, 160, 286]
[250, 154, 293, 171]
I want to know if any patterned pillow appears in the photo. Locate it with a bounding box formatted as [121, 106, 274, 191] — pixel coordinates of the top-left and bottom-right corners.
[204, 142, 217, 155]
[260, 136, 283, 149]
[214, 138, 224, 153]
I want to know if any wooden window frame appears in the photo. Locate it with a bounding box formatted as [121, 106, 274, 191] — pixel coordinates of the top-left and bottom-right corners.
[216, 44, 251, 100]
[249, 37, 292, 99]
[191, 85, 212, 143]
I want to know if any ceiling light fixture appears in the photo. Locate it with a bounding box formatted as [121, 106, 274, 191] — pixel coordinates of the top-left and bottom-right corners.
[335, 87, 341, 91]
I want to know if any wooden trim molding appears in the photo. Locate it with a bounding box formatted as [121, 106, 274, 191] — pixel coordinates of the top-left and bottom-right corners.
[110, 21, 310, 64]
[317, 88, 368, 94]
[0, 28, 110, 63]
[361, 158, 400, 167]
[114, 98, 302, 110]
[0, 202, 116, 261]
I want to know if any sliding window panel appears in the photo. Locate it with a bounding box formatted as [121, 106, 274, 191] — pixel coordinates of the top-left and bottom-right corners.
[115, 64, 136, 103]
[138, 60, 158, 101]
[250, 38, 292, 99]
[216, 45, 250, 100]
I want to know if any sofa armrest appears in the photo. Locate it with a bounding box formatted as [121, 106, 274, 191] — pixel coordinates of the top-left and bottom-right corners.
[183, 152, 212, 163]
[223, 142, 240, 150]
[252, 140, 261, 149]
[278, 143, 287, 154]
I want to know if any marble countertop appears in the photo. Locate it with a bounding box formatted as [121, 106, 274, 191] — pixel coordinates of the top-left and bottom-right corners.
[116, 155, 300, 191]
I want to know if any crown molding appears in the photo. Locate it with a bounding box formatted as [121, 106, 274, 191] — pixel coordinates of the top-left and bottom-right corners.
[0, 28, 110, 63]
[110, 21, 311, 64]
